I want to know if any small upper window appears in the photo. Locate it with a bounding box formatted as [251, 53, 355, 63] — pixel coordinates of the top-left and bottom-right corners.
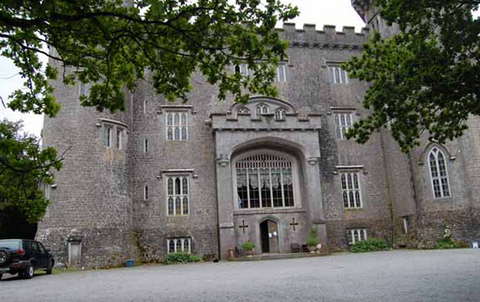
[256, 104, 269, 118]
[144, 139, 148, 153]
[428, 147, 451, 198]
[79, 82, 90, 98]
[104, 125, 112, 147]
[276, 65, 286, 82]
[334, 113, 353, 140]
[166, 112, 188, 141]
[116, 128, 123, 149]
[275, 108, 286, 120]
[328, 66, 349, 85]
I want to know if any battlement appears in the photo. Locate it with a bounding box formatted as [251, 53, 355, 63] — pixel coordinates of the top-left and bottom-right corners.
[277, 23, 369, 50]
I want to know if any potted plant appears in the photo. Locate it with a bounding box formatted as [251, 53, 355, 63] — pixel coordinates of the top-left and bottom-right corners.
[242, 241, 256, 257]
[306, 228, 319, 253]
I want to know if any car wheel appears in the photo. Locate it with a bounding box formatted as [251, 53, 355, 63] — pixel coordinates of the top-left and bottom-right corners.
[0, 249, 10, 265]
[46, 260, 54, 275]
[23, 264, 34, 279]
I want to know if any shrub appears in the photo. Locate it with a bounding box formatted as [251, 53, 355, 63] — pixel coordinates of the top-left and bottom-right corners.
[351, 238, 388, 253]
[242, 241, 255, 251]
[437, 238, 461, 249]
[161, 253, 202, 265]
[306, 228, 319, 247]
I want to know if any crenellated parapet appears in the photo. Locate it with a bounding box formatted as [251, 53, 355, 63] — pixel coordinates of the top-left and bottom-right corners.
[278, 23, 369, 50]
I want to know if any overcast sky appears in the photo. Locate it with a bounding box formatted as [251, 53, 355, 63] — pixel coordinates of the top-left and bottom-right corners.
[0, 0, 365, 137]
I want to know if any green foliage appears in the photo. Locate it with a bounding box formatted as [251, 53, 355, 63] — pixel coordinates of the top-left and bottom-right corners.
[1, 0, 299, 117]
[351, 238, 388, 253]
[344, 0, 480, 152]
[437, 238, 461, 249]
[0, 120, 62, 222]
[161, 253, 202, 265]
[306, 228, 319, 247]
[242, 241, 255, 251]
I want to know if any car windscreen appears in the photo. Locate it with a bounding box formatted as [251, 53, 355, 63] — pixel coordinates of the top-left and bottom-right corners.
[0, 240, 20, 250]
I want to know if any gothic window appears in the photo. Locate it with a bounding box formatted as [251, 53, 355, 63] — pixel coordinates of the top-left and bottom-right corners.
[347, 229, 367, 245]
[256, 104, 269, 118]
[328, 65, 349, 84]
[166, 176, 189, 216]
[276, 65, 286, 82]
[341, 172, 362, 209]
[103, 125, 112, 147]
[428, 147, 451, 198]
[275, 108, 286, 120]
[235, 153, 296, 209]
[239, 64, 250, 76]
[334, 113, 353, 139]
[166, 112, 188, 141]
[167, 238, 191, 254]
[237, 107, 250, 115]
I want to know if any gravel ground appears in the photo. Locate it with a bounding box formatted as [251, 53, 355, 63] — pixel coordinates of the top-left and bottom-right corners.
[1, 249, 479, 302]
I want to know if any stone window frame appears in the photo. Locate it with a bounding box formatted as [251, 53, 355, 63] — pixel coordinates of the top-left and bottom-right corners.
[255, 103, 270, 118]
[235, 62, 288, 83]
[165, 111, 189, 141]
[332, 110, 354, 140]
[167, 238, 191, 254]
[232, 149, 301, 211]
[402, 216, 410, 234]
[144, 185, 149, 201]
[327, 63, 349, 85]
[337, 166, 364, 209]
[116, 128, 123, 150]
[103, 124, 113, 148]
[347, 228, 367, 245]
[428, 146, 451, 199]
[165, 174, 191, 217]
[274, 107, 287, 121]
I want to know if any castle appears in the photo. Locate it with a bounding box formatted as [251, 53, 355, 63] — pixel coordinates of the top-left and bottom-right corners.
[37, 0, 480, 267]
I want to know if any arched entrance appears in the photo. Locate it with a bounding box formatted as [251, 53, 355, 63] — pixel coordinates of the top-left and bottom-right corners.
[260, 220, 279, 253]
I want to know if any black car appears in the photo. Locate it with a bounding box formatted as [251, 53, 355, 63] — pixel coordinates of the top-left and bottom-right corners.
[0, 239, 55, 279]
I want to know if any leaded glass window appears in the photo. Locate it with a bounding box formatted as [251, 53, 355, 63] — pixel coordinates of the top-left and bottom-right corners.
[328, 66, 349, 84]
[167, 238, 191, 254]
[256, 104, 269, 118]
[235, 153, 295, 209]
[428, 147, 451, 198]
[166, 176, 189, 216]
[341, 172, 362, 208]
[166, 112, 188, 141]
[334, 113, 353, 140]
[347, 229, 367, 245]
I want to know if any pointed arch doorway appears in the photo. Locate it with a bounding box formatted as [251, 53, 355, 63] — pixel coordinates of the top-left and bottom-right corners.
[260, 220, 279, 253]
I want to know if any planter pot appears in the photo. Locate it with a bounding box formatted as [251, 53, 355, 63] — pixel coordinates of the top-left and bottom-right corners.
[308, 246, 316, 253]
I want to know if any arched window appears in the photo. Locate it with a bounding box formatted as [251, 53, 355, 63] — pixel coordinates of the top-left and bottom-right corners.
[275, 108, 286, 120]
[166, 176, 189, 216]
[255, 104, 269, 118]
[428, 147, 451, 198]
[235, 153, 296, 209]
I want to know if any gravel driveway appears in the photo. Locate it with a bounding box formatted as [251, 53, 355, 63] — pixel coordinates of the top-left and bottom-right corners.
[1, 249, 479, 302]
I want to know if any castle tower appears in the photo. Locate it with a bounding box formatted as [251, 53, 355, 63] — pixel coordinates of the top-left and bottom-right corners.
[352, 0, 480, 247]
[37, 49, 137, 267]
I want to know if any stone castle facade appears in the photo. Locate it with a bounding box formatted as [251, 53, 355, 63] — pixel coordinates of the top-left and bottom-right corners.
[37, 1, 480, 267]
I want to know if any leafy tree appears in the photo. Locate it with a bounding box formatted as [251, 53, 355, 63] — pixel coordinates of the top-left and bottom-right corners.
[344, 0, 479, 152]
[0, 120, 62, 223]
[0, 0, 299, 117]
